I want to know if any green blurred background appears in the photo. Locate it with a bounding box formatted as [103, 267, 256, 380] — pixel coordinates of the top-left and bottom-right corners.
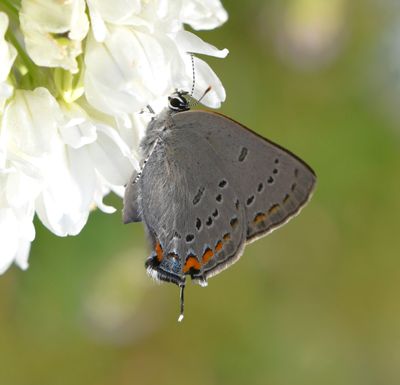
[1, 1, 400, 384]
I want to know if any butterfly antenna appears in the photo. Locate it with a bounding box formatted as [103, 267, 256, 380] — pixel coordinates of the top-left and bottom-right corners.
[187, 53, 212, 108]
[178, 284, 185, 322]
[190, 53, 195, 97]
[190, 86, 212, 108]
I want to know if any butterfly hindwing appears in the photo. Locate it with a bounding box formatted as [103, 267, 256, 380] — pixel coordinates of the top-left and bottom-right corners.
[174, 110, 316, 242]
[138, 126, 247, 284]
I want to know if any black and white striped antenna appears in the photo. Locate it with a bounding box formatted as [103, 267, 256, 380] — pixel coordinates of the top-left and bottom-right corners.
[190, 53, 196, 97]
[188, 53, 212, 107]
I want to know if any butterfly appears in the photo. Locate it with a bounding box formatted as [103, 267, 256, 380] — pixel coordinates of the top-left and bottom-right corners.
[123, 88, 316, 321]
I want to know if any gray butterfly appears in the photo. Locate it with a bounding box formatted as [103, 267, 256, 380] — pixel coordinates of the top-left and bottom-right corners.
[123, 90, 316, 321]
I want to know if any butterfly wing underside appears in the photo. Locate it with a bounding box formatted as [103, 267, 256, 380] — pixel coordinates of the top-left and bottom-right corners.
[174, 110, 316, 242]
[136, 127, 247, 285]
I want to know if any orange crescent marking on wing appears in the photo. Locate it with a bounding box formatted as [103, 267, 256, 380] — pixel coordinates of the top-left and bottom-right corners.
[268, 204, 280, 215]
[183, 256, 201, 273]
[155, 242, 163, 262]
[253, 213, 267, 224]
[202, 248, 214, 264]
[223, 233, 231, 242]
[215, 241, 223, 252]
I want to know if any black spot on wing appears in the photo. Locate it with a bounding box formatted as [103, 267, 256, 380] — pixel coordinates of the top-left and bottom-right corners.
[238, 147, 248, 162]
[219, 180, 227, 188]
[193, 187, 205, 205]
[246, 196, 255, 206]
[186, 234, 194, 243]
[196, 218, 202, 231]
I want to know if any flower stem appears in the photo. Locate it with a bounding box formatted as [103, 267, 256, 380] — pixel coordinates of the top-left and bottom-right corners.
[5, 28, 35, 88]
[1, 1, 51, 91]
[0, 0, 20, 17]
[0, 0, 34, 88]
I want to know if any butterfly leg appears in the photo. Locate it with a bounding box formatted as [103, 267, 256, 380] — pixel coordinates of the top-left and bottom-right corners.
[139, 105, 155, 115]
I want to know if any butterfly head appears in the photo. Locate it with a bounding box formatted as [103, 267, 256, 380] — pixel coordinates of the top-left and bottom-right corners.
[168, 91, 190, 112]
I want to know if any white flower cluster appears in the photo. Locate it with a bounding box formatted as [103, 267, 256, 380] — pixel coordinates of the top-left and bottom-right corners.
[0, 0, 228, 274]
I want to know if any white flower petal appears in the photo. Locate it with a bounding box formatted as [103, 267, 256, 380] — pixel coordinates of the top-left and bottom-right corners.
[36, 190, 89, 236]
[60, 120, 98, 149]
[0, 82, 13, 114]
[87, 0, 142, 25]
[69, 0, 91, 40]
[175, 30, 228, 58]
[93, 181, 116, 214]
[89, 124, 136, 186]
[95, 197, 116, 214]
[6, 171, 41, 209]
[20, 0, 89, 73]
[67, 146, 98, 211]
[85, 27, 170, 115]
[0, 12, 17, 113]
[97, 123, 137, 164]
[4, 152, 45, 182]
[190, 57, 226, 108]
[0, 208, 19, 273]
[14, 239, 31, 271]
[86, 0, 108, 42]
[181, 0, 228, 30]
[34, 105, 136, 236]
[111, 184, 126, 198]
[163, 34, 193, 91]
[3, 88, 62, 157]
[35, 137, 95, 236]
[0, 150, 6, 171]
[0, 202, 34, 274]
[86, 0, 182, 36]
[60, 103, 98, 148]
[17, 204, 35, 242]
[0, 12, 17, 82]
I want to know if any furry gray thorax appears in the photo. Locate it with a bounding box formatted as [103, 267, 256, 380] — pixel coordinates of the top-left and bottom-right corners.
[140, 108, 183, 159]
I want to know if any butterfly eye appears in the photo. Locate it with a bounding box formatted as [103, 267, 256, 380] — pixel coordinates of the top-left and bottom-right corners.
[168, 95, 189, 111]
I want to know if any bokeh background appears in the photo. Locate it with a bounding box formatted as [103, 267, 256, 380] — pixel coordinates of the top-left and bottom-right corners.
[1, 1, 400, 384]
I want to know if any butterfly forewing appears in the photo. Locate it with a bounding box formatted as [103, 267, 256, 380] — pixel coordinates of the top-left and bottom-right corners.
[174, 110, 316, 242]
[138, 126, 247, 284]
